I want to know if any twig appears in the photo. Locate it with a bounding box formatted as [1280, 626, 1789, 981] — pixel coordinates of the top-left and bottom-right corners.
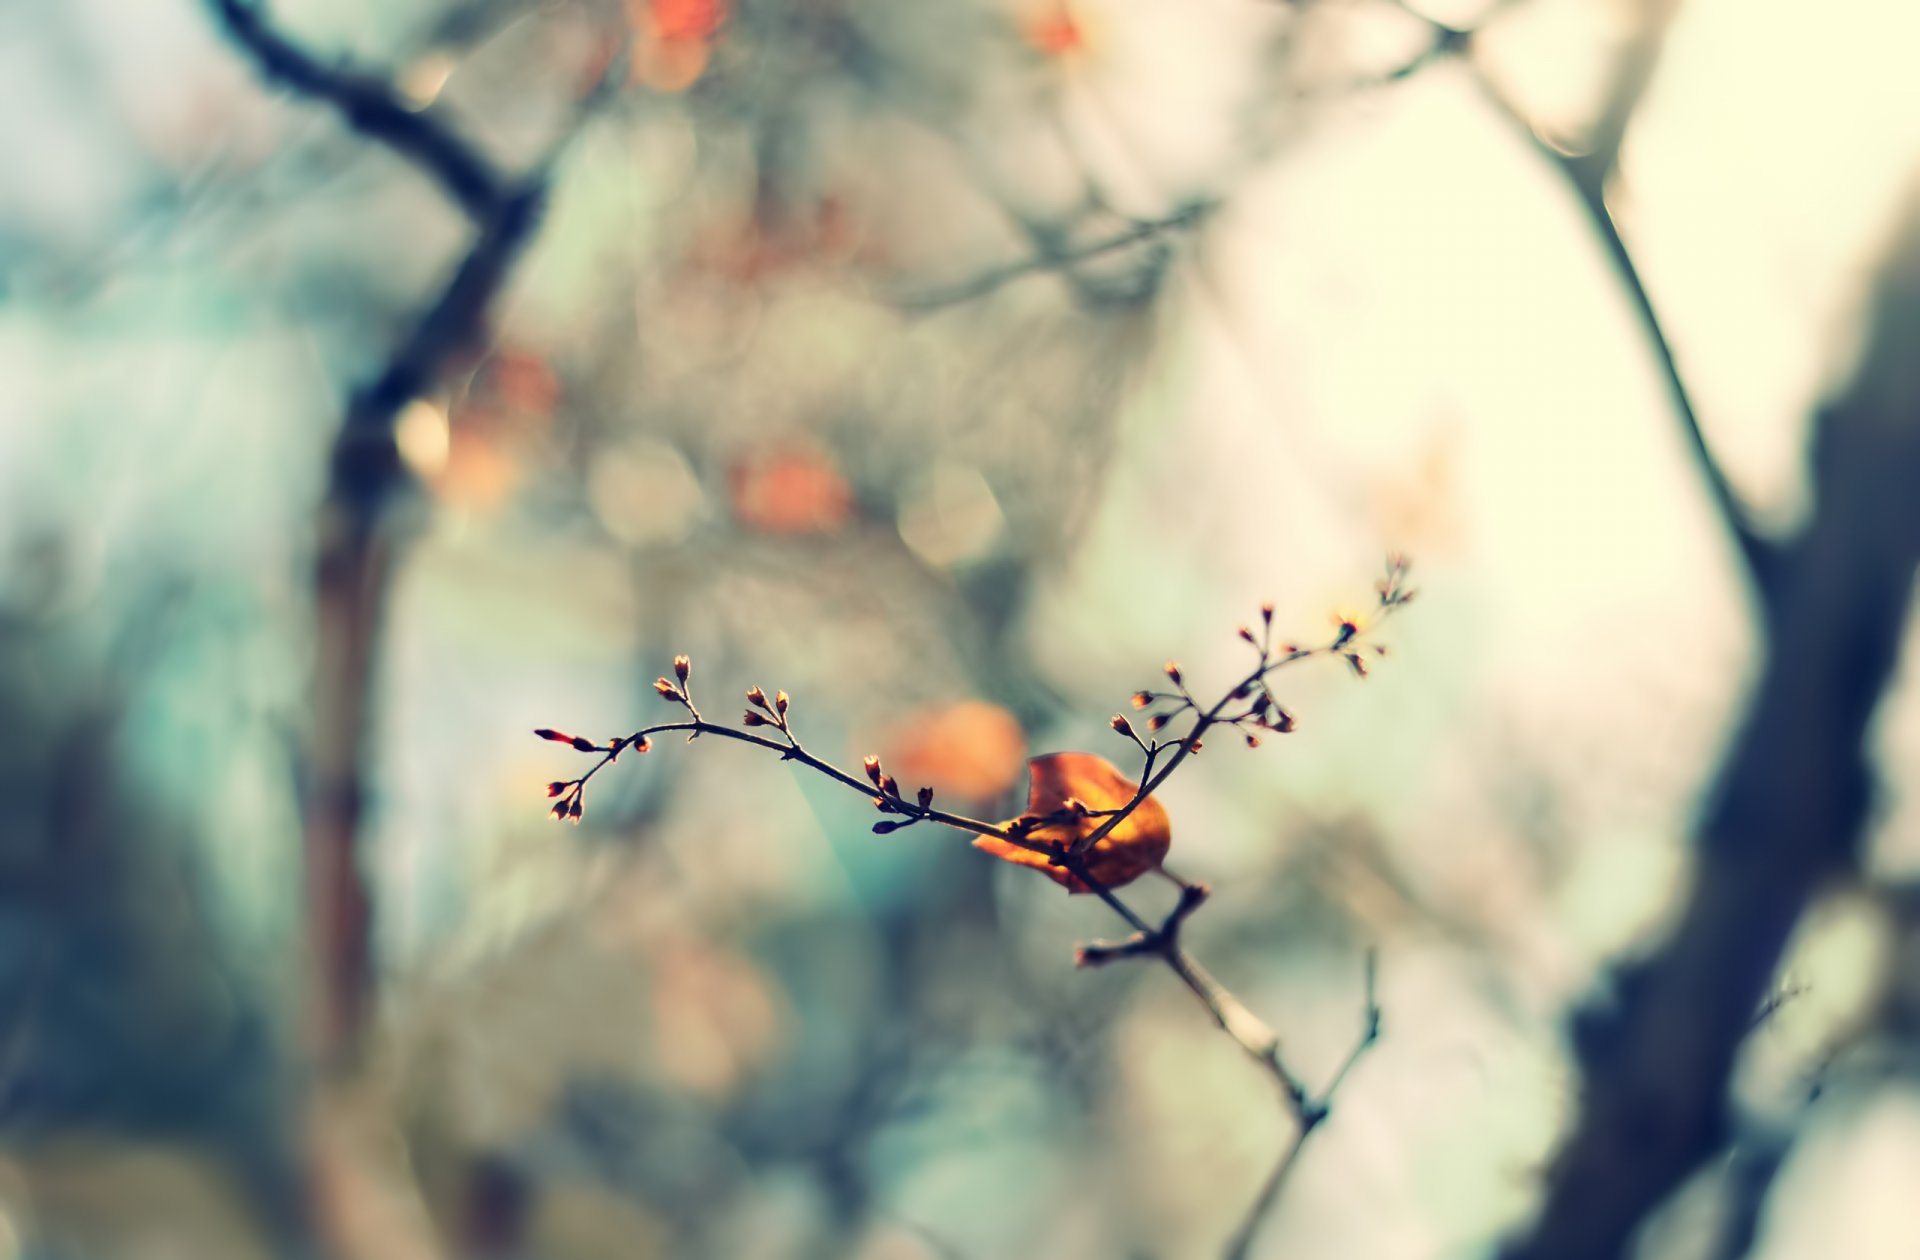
[537, 565, 1411, 1245]
[1392, 0, 1779, 593]
[1221, 950, 1382, 1260]
[895, 202, 1216, 310]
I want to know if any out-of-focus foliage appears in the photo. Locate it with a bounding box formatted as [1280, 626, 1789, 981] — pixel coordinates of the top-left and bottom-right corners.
[5, 0, 1920, 1258]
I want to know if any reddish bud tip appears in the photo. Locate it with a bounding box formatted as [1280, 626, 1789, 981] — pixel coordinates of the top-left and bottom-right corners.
[550, 800, 569, 820]
[1260, 601, 1274, 624]
[570, 736, 597, 752]
[746, 686, 768, 709]
[1110, 714, 1134, 736]
[1164, 661, 1183, 684]
[633, 735, 652, 753]
[775, 689, 789, 714]
[743, 711, 769, 726]
[546, 781, 568, 797]
[673, 654, 691, 682]
[1274, 709, 1296, 733]
[1245, 733, 1261, 748]
[863, 755, 883, 785]
[1238, 626, 1256, 645]
[1131, 691, 1153, 709]
[880, 774, 899, 798]
[534, 728, 571, 742]
[917, 785, 934, 809]
[1147, 714, 1170, 732]
[653, 678, 680, 699]
[569, 798, 584, 821]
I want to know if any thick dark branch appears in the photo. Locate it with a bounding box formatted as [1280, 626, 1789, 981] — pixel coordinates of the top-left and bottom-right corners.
[208, 0, 507, 222]
[1501, 196, 1920, 1260]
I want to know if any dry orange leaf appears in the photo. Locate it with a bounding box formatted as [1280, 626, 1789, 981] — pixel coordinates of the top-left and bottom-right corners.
[973, 752, 1169, 893]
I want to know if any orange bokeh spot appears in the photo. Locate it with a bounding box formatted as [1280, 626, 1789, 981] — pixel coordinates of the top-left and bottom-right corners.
[729, 450, 854, 535]
[1024, 3, 1086, 57]
[649, 0, 728, 43]
[882, 701, 1028, 804]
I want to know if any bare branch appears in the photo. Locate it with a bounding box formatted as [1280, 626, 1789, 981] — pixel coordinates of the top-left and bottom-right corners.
[208, 0, 506, 221]
[537, 566, 1411, 1248]
[1222, 950, 1382, 1260]
[896, 202, 1216, 311]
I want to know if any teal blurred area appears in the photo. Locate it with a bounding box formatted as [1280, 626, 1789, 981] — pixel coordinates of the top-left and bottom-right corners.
[4, 1, 1920, 1258]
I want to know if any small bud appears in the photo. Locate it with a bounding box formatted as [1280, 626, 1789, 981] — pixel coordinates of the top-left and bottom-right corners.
[546, 781, 568, 797]
[1273, 708, 1296, 733]
[1250, 692, 1271, 716]
[1280, 643, 1298, 655]
[1238, 625, 1257, 645]
[1333, 620, 1358, 650]
[1232, 683, 1253, 700]
[1260, 601, 1274, 625]
[534, 728, 572, 743]
[1374, 644, 1390, 656]
[1131, 691, 1153, 710]
[673, 654, 691, 683]
[917, 785, 934, 809]
[1147, 714, 1170, 732]
[550, 800, 570, 820]
[1345, 652, 1368, 679]
[746, 685, 769, 710]
[743, 711, 769, 726]
[1187, 739, 1203, 754]
[633, 735, 652, 753]
[570, 736, 597, 752]
[1110, 714, 1134, 737]
[864, 755, 883, 786]
[568, 798, 584, 821]
[1164, 661, 1183, 685]
[873, 820, 902, 834]
[653, 678, 680, 700]
[880, 774, 899, 799]
[1245, 733, 1261, 748]
[775, 690, 789, 714]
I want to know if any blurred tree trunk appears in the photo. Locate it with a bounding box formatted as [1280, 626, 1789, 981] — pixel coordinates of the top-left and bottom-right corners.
[1504, 189, 1920, 1260]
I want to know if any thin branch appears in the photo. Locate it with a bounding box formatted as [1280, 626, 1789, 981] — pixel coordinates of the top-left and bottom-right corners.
[1404, 3, 1778, 592]
[538, 569, 1410, 1249]
[895, 201, 1217, 311]
[1221, 950, 1383, 1260]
